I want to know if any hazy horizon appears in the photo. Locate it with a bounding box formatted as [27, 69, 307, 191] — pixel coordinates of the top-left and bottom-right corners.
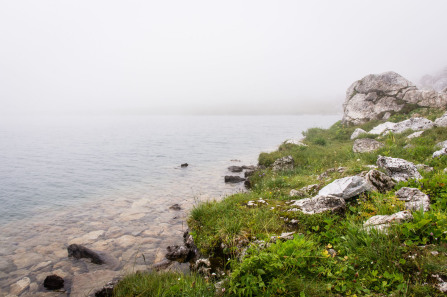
[2, 0, 447, 116]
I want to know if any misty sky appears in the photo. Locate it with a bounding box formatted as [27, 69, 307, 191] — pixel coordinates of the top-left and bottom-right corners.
[1, 1, 447, 116]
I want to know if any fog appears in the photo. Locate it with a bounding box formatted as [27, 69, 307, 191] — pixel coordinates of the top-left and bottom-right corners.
[1, 0, 447, 116]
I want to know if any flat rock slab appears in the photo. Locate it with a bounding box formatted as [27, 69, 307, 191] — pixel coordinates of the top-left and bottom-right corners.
[353, 138, 384, 153]
[377, 155, 422, 182]
[396, 187, 430, 212]
[289, 195, 346, 215]
[318, 176, 371, 199]
[70, 270, 119, 297]
[363, 211, 413, 232]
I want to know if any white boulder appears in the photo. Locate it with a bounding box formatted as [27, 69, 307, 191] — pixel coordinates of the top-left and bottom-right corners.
[318, 176, 372, 199]
[350, 128, 367, 140]
[377, 155, 422, 182]
[395, 187, 430, 212]
[353, 138, 384, 153]
[363, 211, 413, 232]
[289, 195, 346, 215]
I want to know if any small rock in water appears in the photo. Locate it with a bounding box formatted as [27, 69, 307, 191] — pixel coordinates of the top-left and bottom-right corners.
[67, 244, 104, 264]
[181, 163, 188, 168]
[228, 166, 243, 172]
[224, 176, 245, 183]
[169, 204, 182, 211]
[43, 274, 64, 290]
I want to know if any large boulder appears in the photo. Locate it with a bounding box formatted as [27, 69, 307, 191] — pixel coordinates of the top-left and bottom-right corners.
[434, 112, 447, 127]
[353, 138, 384, 153]
[342, 71, 447, 125]
[364, 169, 396, 193]
[288, 195, 346, 215]
[272, 156, 294, 171]
[368, 118, 434, 135]
[395, 187, 430, 212]
[318, 176, 372, 199]
[363, 211, 413, 232]
[376, 155, 422, 182]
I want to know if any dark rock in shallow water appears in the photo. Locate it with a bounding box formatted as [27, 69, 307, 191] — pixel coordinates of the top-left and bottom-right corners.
[242, 165, 256, 170]
[166, 245, 195, 263]
[95, 280, 118, 297]
[169, 204, 182, 211]
[43, 274, 64, 290]
[244, 179, 252, 189]
[67, 244, 104, 264]
[244, 170, 255, 178]
[181, 163, 188, 167]
[224, 176, 245, 183]
[228, 166, 243, 172]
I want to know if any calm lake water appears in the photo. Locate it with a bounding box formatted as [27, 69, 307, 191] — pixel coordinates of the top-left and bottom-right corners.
[0, 114, 339, 296]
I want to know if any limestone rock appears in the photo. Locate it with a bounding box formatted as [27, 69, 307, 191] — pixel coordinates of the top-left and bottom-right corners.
[433, 148, 447, 158]
[407, 131, 424, 139]
[435, 140, 447, 149]
[284, 139, 307, 146]
[434, 112, 447, 127]
[342, 71, 447, 125]
[416, 164, 433, 172]
[364, 170, 395, 193]
[350, 128, 367, 140]
[363, 211, 413, 232]
[288, 195, 346, 215]
[318, 176, 371, 199]
[353, 138, 384, 153]
[272, 156, 294, 171]
[342, 72, 416, 125]
[369, 122, 397, 135]
[377, 155, 422, 182]
[289, 184, 320, 197]
[390, 117, 434, 134]
[10, 277, 31, 296]
[70, 270, 119, 297]
[395, 187, 430, 212]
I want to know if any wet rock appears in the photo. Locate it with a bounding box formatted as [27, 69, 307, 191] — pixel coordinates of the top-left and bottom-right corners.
[290, 184, 320, 198]
[43, 274, 64, 290]
[224, 176, 245, 183]
[363, 211, 413, 232]
[288, 195, 346, 215]
[181, 163, 188, 167]
[244, 170, 255, 178]
[228, 166, 243, 172]
[377, 155, 422, 182]
[407, 131, 424, 139]
[272, 155, 294, 171]
[364, 169, 395, 193]
[353, 138, 384, 153]
[13, 252, 42, 269]
[10, 277, 31, 296]
[67, 244, 104, 264]
[169, 204, 181, 211]
[318, 176, 372, 200]
[396, 187, 430, 212]
[350, 128, 367, 140]
[68, 230, 105, 245]
[94, 280, 118, 297]
[166, 245, 194, 263]
[151, 259, 173, 271]
[70, 270, 119, 297]
[242, 165, 256, 170]
[244, 179, 252, 188]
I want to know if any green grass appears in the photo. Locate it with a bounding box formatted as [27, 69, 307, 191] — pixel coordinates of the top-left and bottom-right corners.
[114, 108, 447, 296]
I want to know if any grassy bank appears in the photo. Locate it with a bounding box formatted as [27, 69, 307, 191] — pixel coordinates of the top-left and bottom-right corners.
[114, 107, 447, 296]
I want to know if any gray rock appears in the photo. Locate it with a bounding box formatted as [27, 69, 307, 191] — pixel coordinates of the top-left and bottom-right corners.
[67, 244, 104, 264]
[395, 187, 430, 212]
[241, 165, 256, 170]
[289, 195, 346, 214]
[10, 277, 30, 296]
[342, 71, 447, 125]
[377, 155, 422, 182]
[224, 176, 245, 183]
[284, 139, 307, 146]
[289, 184, 320, 197]
[416, 164, 433, 172]
[43, 275, 64, 290]
[434, 112, 447, 127]
[166, 245, 193, 263]
[433, 148, 447, 158]
[435, 140, 447, 149]
[272, 155, 294, 171]
[270, 232, 295, 243]
[228, 166, 243, 173]
[350, 128, 367, 140]
[363, 211, 413, 232]
[390, 117, 434, 134]
[70, 270, 119, 297]
[318, 176, 372, 199]
[353, 138, 384, 153]
[169, 204, 181, 211]
[369, 121, 397, 135]
[407, 131, 424, 139]
[364, 170, 395, 193]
